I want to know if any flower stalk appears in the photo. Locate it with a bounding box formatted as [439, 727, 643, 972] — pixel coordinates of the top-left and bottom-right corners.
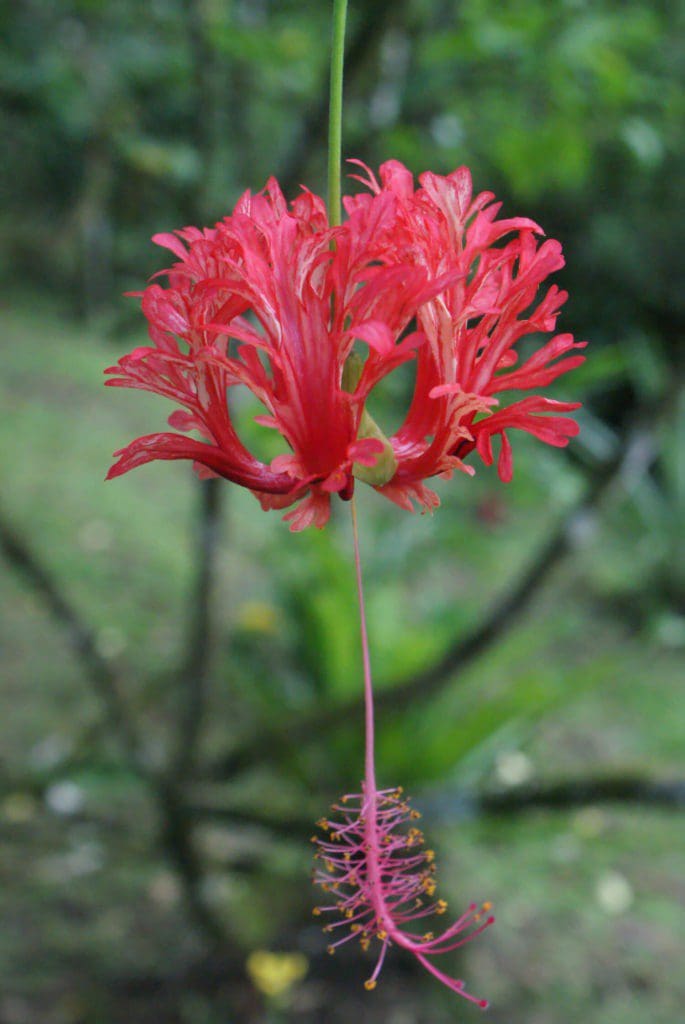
[327, 0, 348, 227]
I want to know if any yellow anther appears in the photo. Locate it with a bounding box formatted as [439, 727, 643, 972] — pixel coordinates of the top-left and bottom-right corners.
[312, 907, 321, 916]
[345, 909, 354, 919]
[377, 929, 387, 940]
[410, 810, 421, 820]
[482, 901, 493, 912]
[436, 899, 448, 914]
[351, 924, 361, 933]
[327, 945, 335, 956]
[423, 932, 434, 941]
[325, 860, 334, 872]
[424, 849, 435, 863]
[364, 979, 377, 991]
[316, 818, 329, 830]
[323, 926, 332, 933]
[344, 853, 350, 861]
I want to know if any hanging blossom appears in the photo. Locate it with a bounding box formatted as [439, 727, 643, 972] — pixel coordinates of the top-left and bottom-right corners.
[105, 162, 585, 529]
[106, 165, 586, 1003]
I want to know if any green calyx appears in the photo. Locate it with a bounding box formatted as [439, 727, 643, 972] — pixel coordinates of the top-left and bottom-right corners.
[342, 353, 398, 487]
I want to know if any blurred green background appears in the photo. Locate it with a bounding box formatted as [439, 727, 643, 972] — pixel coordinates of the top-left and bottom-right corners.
[1, 1, 684, 1022]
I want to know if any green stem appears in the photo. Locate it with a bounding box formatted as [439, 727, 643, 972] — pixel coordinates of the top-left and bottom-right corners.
[327, 0, 348, 227]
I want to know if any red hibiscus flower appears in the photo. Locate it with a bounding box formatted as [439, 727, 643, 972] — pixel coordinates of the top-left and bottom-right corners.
[106, 163, 585, 528]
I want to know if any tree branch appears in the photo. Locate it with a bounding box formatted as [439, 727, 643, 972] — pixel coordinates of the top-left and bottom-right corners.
[173, 478, 221, 777]
[0, 502, 236, 949]
[187, 773, 685, 841]
[475, 776, 685, 815]
[156, 779, 240, 952]
[0, 507, 142, 766]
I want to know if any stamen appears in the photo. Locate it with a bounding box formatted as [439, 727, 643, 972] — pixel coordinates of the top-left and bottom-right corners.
[312, 786, 491, 1006]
